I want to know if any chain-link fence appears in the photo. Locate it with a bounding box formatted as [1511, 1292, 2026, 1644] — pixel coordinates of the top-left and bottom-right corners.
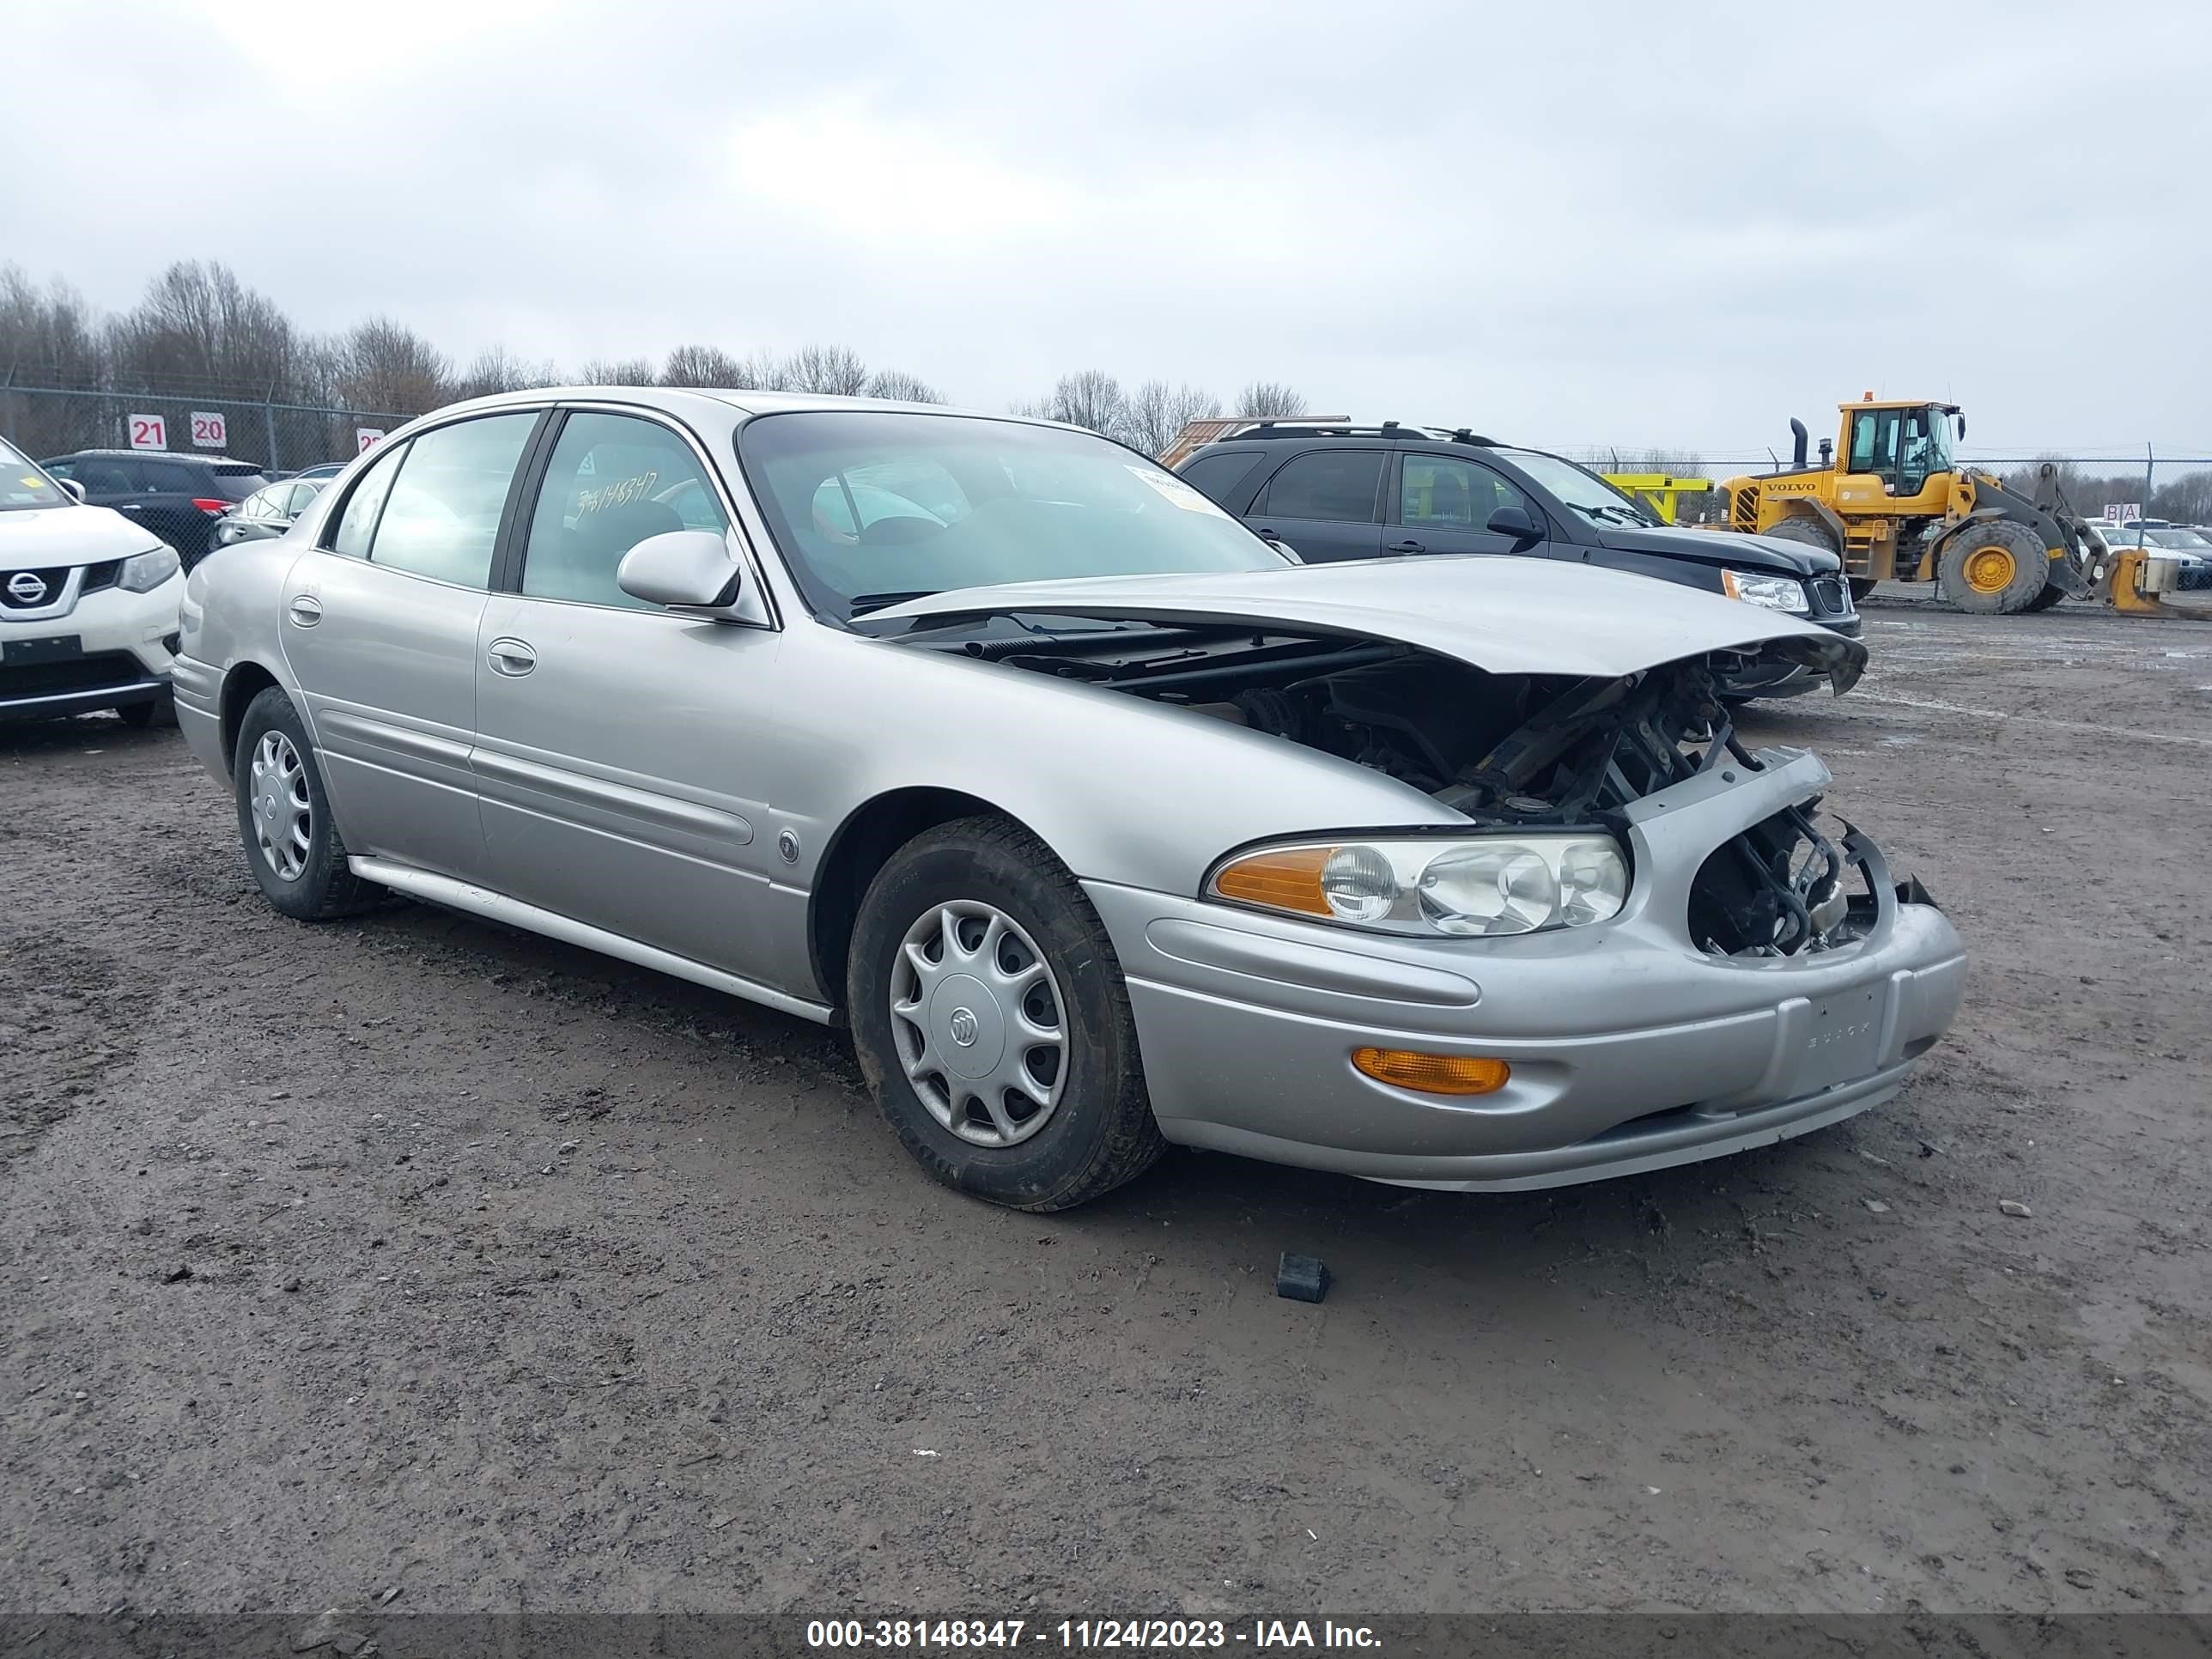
[0, 381, 404, 476]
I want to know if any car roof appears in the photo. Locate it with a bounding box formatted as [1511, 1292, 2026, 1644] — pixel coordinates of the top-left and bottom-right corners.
[417, 386, 1055, 428]
[46, 448, 259, 465]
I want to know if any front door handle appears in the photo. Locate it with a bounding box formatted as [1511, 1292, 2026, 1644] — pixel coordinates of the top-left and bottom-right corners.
[120, 503, 145, 513]
[1387, 539, 1426, 555]
[487, 637, 537, 677]
[286, 593, 323, 627]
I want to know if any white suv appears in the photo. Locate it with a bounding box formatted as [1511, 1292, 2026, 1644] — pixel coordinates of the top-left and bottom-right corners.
[1, 434, 185, 726]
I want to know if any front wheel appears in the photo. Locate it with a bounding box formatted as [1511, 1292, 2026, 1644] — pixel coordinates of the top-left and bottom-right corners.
[848, 817, 1163, 1211]
[232, 685, 381, 921]
[1940, 522, 2050, 615]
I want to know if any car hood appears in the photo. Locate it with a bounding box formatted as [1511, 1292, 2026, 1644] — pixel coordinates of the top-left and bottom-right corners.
[1594, 521, 1839, 575]
[869, 556, 1866, 690]
[0, 502, 163, 569]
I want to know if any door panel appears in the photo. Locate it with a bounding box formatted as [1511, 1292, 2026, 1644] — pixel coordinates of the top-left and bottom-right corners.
[276, 410, 541, 880]
[470, 407, 782, 983]
[1388, 453, 1553, 559]
[1244, 448, 1386, 562]
[472, 596, 781, 979]
[280, 548, 489, 878]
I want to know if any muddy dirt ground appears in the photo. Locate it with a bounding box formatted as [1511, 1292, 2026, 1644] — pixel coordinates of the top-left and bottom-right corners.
[3, 599, 2208, 1620]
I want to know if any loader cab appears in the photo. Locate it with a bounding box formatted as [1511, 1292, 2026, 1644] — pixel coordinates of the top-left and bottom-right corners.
[1835, 399, 1960, 513]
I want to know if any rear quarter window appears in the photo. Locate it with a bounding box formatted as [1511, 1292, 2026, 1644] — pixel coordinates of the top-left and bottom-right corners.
[1176, 449, 1262, 507]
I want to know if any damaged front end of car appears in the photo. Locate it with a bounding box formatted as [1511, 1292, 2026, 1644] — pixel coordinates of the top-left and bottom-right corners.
[890, 604, 1907, 959]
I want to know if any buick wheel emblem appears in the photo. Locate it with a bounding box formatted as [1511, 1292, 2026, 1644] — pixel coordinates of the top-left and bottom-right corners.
[948, 1008, 979, 1047]
[5, 571, 47, 605]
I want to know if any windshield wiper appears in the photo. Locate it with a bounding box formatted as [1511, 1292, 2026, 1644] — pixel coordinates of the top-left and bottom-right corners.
[848, 589, 941, 617]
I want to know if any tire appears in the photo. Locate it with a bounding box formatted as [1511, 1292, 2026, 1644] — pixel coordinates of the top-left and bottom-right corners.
[847, 816, 1164, 1211]
[114, 691, 175, 729]
[2023, 582, 2067, 612]
[232, 685, 381, 921]
[1939, 521, 2050, 615]
[1847, 578, 1879, 603]
[1765, 517, 1838, 557]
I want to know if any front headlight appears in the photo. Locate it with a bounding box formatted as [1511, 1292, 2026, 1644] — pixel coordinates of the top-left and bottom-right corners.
[1207, 833, 1630, 938]
[1721, 568, 1809, 613]
[118, 546, 179, 592]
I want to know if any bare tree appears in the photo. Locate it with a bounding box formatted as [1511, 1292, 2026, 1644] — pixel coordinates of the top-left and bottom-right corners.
[1236, 380, 1305, 418]
[1033, 369, 1128, 439]
[334, 318, 450, 416]
[578, 356, 659, 386]
[106, 260, 304, 400]
[1123, 380, 1221, 457]
[731, 349, 793, 392]
[783, 343, 871, 396]
[450, 343, 559, 400]
[0, 267, 110, 453]
[863, 369, 945, 404]
[660, 343, 745, 387]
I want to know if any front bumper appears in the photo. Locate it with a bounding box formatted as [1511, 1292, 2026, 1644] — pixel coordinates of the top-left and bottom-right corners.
[1085, 747, 1966, 1190]
[1719, 608, 1861, 701]
[0, 574, 182, 721]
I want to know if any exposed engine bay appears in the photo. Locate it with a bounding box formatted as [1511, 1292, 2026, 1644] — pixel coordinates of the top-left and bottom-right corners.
[928, 619, 1878, 958]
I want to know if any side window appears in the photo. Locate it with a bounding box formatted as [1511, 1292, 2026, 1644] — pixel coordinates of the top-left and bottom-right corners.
[1400, 456, 1534, 528]
[74, 459, 136, 494]
[240, 486, 279, 520]
[1259, 450, 1384, 523]
[140, 461, 194, 495]
[287, 483, 322, 517]
[520, 412, 729, 609]
[1178, 450, 1261, 506]
[328, 438, 412, 558]
[368, 414, 538, 587]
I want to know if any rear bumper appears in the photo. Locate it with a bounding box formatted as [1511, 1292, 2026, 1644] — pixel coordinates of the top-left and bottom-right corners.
[1084, 747, 1966, 1190]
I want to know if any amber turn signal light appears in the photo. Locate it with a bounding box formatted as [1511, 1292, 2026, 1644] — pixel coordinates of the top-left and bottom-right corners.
[1211, 844, 1334, 916]
[1351, 1048, 1510, 1096]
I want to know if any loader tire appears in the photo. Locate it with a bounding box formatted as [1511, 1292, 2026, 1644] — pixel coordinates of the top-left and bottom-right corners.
[1940, 521, 2050, 615]
[2023, 583, 2067, 612]
[1765, 518, 1839, 556]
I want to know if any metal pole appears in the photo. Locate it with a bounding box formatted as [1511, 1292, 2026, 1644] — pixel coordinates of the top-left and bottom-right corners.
[2138, 444, 2153, 547]
[264, 394, 281, 473]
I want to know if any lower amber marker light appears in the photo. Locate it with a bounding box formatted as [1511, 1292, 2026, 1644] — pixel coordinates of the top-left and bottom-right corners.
[1351, 1048, 1510, 1096]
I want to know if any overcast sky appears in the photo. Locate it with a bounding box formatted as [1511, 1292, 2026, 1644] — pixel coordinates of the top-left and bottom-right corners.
[8, 0, 2208, 461]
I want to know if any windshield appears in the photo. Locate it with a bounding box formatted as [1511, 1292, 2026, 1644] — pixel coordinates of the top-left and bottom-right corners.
[0, 437, 70, 512]
[738, 412, 1291, 621]
[1493, 448, 1657, 526]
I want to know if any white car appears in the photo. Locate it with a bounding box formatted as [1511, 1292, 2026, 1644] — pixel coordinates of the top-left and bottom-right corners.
[0, 434, 185, 725]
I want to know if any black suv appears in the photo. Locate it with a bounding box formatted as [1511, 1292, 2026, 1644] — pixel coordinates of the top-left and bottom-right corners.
[39, 450, 269, 568]
[1177, 423, 1859, 698]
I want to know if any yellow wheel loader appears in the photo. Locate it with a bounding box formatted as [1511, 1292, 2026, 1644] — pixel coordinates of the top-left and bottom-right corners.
[1718, 398, 2170, 616]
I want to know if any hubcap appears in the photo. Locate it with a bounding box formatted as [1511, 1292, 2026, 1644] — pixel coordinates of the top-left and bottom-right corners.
[890, 900, 1067, 1148]
[247, 730, 313, 882]
[1964, 547, 2016, 593]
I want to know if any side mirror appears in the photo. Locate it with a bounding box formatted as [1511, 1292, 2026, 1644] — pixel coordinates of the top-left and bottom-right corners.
[617, 530, 747, 614]
[58, 477, 87, 504]
[1486, 504, 1543, 543]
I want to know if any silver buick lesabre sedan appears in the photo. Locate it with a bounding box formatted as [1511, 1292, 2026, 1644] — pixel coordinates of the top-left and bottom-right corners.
[173, 389, 1966, 1210]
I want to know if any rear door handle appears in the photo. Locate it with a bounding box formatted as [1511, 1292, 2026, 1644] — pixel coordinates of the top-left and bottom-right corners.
[120, 503, 144, 513]
[1387, 539, 1425, 555]
[487, 637, 537, 677]
[286, 594, 323, 627]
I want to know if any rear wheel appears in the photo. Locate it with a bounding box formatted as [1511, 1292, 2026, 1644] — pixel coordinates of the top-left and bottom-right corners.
[2023, 582, 2068, 612]
[1940, 522, 2050, 615]
[233, 686, 381, 921]
[848, 817, 1164, 1211]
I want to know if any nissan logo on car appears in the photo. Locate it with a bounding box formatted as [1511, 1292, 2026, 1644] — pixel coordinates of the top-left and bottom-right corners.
[6, 571, 49, 605]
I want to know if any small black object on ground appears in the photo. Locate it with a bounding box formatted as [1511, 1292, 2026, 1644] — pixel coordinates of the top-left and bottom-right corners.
[1276, 1252, 1330, 1303]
